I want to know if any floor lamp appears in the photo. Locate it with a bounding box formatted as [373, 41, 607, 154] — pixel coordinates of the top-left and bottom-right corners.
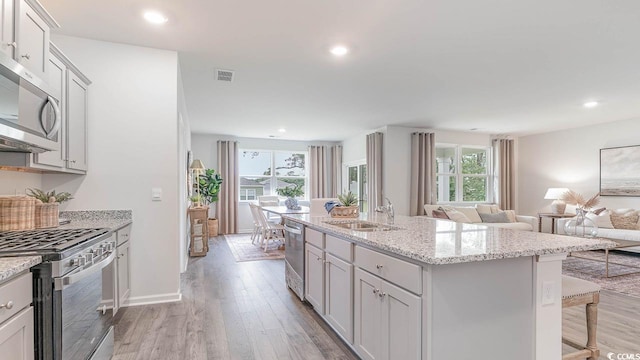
[190, 159, 206, 207]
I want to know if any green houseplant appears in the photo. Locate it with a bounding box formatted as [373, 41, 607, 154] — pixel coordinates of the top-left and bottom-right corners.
[195, 169, 223, 236]
[276, 183, 304, 210]
[332, 191, 360, 218]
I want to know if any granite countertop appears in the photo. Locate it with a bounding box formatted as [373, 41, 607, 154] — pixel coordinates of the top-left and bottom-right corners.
[0, 256, 41, 283]
[58, 210, 132, 232]
[283, 214, 617, 265]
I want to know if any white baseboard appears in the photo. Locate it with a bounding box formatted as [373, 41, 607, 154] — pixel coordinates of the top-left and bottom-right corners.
[121, 292, 182, 307]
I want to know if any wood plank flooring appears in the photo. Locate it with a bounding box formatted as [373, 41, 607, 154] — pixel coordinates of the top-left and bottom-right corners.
[112, 236, 640, 360]
[112, 236, 359, 360]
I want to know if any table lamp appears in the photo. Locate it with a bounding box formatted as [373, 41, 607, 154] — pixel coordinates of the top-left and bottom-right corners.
[190, 159, 206, 207]
[544, 187, 570, 214]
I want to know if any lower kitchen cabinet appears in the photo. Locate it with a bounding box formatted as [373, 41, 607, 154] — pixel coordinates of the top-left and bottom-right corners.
[117, 239, 130, 306]
[324, 253, 353, 343]
[0, 307, 34, 360]
[305, 243, 324, 313]
[354, 267, 421, 360]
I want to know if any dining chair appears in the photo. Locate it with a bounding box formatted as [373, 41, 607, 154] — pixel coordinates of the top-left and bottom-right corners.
[256, 205, 285, 252]
[258, 195, 282, 223]
[248, 203, 263, 245]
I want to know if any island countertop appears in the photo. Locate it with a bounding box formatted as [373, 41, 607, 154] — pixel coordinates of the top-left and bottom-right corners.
[282, 214, 616, 265]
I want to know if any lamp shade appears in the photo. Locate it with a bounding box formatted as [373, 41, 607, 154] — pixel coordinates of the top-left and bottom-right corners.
[189, 159, 205, 171]
[544, 188, 569, 200]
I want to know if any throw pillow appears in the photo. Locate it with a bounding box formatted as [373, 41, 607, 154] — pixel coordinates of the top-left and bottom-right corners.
[592, 207, 607, 215]
[432, 210, 449, 219]
[610, 213, 640, 230]
[476, 204, 500, 214]
[479, 212, 511, 223]
[454, 207, 483, 223]
[501, 210, 517, 223]
[440, 207, 472, 223]
[585, 210, 614, 229]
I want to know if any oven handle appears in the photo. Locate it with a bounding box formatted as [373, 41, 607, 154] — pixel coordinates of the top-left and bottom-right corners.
[284, 225, 302, 235]
[54, 251, 116, 291]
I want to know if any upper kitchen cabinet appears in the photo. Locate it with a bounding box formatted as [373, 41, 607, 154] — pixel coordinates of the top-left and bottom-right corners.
[0, 0, 15, 58]
[66, 67, 89, 172]
[16, 0, 58, 80]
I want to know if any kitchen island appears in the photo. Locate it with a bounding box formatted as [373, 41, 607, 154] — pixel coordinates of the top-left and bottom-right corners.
[283, 214, 615, 360]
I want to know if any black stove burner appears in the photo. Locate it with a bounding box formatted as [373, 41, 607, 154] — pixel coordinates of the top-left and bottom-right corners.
[0, 228, 109, 253]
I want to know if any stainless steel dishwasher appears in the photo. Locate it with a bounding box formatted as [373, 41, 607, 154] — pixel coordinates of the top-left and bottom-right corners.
[283, 219, 305, 300]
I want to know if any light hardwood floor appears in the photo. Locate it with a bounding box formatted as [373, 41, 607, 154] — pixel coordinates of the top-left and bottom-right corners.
[112, 236, 640, 360]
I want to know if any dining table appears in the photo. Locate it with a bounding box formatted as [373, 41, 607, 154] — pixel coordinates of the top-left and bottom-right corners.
[260, 205, 310, 221]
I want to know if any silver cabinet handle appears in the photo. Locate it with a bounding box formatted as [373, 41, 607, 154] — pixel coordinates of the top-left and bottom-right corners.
[373, 289, 379, 295]
[6, 42, 16, 48]
[0, 301, 14, 309]
[21, 54, 30, 60]
[316, 257, 322, 261]
[379, 292, 386, 298]
[376, 264, 384, 269]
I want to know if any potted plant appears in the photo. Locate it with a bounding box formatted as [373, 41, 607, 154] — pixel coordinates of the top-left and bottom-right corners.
[195, 169, 223, 237]
[26, 189, 74, 228]
[276, 183, 304, 210]
[331, 191, 360, 218]
[189, 194, 202, 208]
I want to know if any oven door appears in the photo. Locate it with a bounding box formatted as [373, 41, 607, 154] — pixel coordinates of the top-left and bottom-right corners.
[54, 251, 116, 360]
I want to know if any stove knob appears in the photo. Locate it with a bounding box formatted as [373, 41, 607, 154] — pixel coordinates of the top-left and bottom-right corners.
[95, 247, 104, 256]
[85, 253, 94, 263]
[71, 256, 86, 267]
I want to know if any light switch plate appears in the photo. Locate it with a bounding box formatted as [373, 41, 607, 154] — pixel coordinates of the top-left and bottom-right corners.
[152, 188, 162, 201]
[542, 281, 556, 305]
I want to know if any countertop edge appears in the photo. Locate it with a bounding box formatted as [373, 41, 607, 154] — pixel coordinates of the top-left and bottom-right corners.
[0, 256, 42, 283]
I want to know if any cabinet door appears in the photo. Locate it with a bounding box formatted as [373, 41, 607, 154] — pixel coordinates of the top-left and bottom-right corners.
[66, 71, 88, 171]
[0, 307, 34, 360]
[34, 51, 65, 168]
[381, 280, 421, 360]
[17, 0, 49, 80]
[117, 241, 131, 306]
[324, 253, 353, 343]
[0, 0, 14, 58]
[305, 244, 324, 313]
[354, 268, 381, 360]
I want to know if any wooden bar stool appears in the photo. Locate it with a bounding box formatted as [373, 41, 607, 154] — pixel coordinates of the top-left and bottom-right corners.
[562, 275, 600, 360]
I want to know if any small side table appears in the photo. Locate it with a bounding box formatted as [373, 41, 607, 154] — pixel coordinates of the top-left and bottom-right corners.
[188, 206, 209, 257]
[538, 213, 575, 234]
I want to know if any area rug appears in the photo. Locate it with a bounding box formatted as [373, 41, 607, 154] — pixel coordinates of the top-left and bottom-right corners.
[563, 250, 640, 298]
[225, 234, 285, 262]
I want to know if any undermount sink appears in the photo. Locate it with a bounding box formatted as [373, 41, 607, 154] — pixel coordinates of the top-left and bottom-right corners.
[323, 220, 399, 232]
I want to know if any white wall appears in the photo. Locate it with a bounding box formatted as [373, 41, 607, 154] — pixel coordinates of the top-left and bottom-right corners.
[0, 171, 42, 195]
[342, 132, 367, 164]
[518, 117, 640, 217]
[42, 35, 182, 306]
[177, 63, 191, 273]
[191, 133, 338, 232]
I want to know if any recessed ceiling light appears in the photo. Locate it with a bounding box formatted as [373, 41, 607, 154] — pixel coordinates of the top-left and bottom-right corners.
[583, 101, 599, 108]
[143, 11, 168, 25]
[330, 46, 349, 57]
[278, 128, 286, 133]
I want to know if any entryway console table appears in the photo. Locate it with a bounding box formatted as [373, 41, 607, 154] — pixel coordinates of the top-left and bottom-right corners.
[188, 206, 209, 256]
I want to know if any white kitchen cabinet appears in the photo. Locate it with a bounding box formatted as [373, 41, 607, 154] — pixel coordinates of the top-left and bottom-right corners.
[354, 267, 421, 360]
[304, 243, 324, 313]
[324, 253, 353, 343]
[66, 69, 88, 171]
[117, 239, 130, 306]
[17, 0, 52, 80]
[0, 272, 34, 360]
[0, 0, 15, 58]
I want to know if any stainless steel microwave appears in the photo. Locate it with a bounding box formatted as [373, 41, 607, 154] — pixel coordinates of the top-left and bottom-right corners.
[0, 50, 61, 153]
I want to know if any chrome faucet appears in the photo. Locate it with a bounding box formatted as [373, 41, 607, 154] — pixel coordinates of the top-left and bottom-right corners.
[375, 197, 394, 224]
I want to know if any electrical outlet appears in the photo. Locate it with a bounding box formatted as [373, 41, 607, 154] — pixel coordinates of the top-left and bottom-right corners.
[542, 281, 556, 305]
[152, 188, 162, 201]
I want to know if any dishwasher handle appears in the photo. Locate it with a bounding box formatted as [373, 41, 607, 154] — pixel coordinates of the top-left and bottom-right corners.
[283, 224, 302, 235]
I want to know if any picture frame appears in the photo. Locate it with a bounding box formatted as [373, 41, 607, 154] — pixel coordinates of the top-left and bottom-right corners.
[600, 145, 640, 196]
[187, 150, 193, 196]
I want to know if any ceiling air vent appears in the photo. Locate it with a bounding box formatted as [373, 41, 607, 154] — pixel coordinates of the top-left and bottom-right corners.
[216, 69, 234, 82]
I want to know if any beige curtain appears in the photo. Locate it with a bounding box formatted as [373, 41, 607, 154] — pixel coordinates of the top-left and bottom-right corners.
[410, 132, 436, 216]
[494, 139, 515, 210]
[330, 145, 343, 197]
[309, 146, 327, 198]
[366, 132, 383, 213]
[216, 140, 239, 234]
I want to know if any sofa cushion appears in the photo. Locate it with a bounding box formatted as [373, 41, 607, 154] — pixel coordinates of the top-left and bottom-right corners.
[503, 210, 517, 222]
[586, 210, 614, 229]
[481, 222, 533, 231]
[441, 207, 472, 223]
[596, 228, 640, 242]
[432, 210, 449, 219]
[453, 206, 483, 223]
[479, 212, 511, 223]
[611, 213, 640, 230]
[476, 204, 500, 214]
[423, 204, 440, 217]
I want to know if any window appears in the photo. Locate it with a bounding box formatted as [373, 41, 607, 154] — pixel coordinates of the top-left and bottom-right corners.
[239, 150, 307, 201]
[346, 163, 367, 212]
[436, 145, 491, 203]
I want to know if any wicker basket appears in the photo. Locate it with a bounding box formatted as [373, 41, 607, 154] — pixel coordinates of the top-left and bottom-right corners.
[0, 196, 36, 231]
[330, 205, 359, 218]
[35, 203, 59, 229]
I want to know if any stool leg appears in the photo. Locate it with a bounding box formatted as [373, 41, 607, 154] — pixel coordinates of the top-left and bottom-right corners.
[585, 293, 599, 360]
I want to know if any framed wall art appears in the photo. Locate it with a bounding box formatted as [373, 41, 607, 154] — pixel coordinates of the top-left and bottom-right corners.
[600, 145, 640, 196]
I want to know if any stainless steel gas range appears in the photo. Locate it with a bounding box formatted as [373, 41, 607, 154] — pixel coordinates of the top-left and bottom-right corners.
[0, 228, 116, 360]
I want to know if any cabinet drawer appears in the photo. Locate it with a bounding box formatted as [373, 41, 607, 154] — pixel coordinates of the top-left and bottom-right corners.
[0, 273, 32, 324]
[306, 228, 324, 249]
[0, 306, 34, 360]
[355, 246, 422, 295]
[117, 225, 131, 246]
[325, 235, 353, 262]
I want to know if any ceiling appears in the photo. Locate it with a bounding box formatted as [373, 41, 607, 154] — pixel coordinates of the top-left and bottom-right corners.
[40, 0, 640, 141]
